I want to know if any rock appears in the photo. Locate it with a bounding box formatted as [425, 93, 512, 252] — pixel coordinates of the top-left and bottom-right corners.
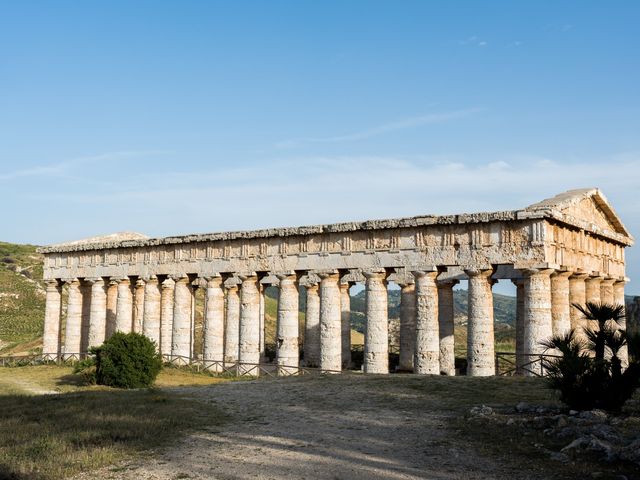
[536, 407, 547, 414]
[579, 409, 608, 421]
[556, 416, 568, 428]
[506, 418, 516, 426]
[561, 436, 590, 454]
[516, 402, 530, 413]
[587, 436, 616, 461]
[469, 405, 493, 416]
[569, 410, 579, 416]
[549, 451, 570, 463]
[618, 439, 640, 466]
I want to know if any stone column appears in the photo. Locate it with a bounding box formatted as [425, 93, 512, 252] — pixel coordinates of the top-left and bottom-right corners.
[614, 279, 629, 367]
[569, 273, 588, 335]
[203, 276, 224, 371]
[42, 280, 62, 359]
[512, 279, 526, 373]
[80, 281, 92, 354]
[304, 282, 321, 367]
[363, 270, 389, 374]
[319, 271, 342, 372]
[276, 273, 300, 374]
[585, 275, 603, 304]
[160, 277, 175, 356]
[143, 276, 161, 348]
[259, 283, 266, 361]
[172, 275, 192, 362]
[437, 279, 457, 376]
[340, 282, 352, 369]
[413, 271, 439, 375]
[523, 269, 553, 376]
[551, 271, 572, 337]
[465, 269, 495, 376]
[600, 278, 616, 305]
[63, 279, 83, 359]
[115, 277, 133, 333]
[224, 284, 240, 365]
[239, 274, 260, 375]
[133, 279, 145, 333]
[397, 281, 416, 372]
[106, 278, 118, 339]
[87, 278, 107, 348]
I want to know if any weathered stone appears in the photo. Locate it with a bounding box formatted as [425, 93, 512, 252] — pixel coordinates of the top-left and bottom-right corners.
[224, 284, 240, 365]
[466, 269, 495, 376]
[397, 281, 416, 372]
[203, 276, 224, 371]
[276, 273, 299, 374]
[363, 270, 389, 374]
[303, 283, 320, 367]
[142, 276, 161, 347]
[437, 279, 457, 376]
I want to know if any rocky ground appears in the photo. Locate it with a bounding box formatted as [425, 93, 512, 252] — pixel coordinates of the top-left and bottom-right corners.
[70, 374, 640, 480]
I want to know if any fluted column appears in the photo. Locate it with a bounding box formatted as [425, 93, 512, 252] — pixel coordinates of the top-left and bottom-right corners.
[224, 284, 240, 365]
[106, 279, 118, 339]
[80, 281, 91, 353]
[551, 271, 572, 337]
[600, 278, 615, 305]
[42, 280, 62, 359]
[172, 275, 192, 362]
[63, 279, 83, 359]
[523, 269, 553, 376]
[585, 275, 603, 304]
[363, 270, 389, 374]
[512, 279, 525, 373]
[276, 273, 300, 374]
[239, 274, 260, 375]
[143, 276, 161, 347]
[614, 279, 629, 367]
[465, 269, 495, 376]
[437, 279, 457, 376]
[203, 276, 224, 371]
[319, 271, 341, 372]
[569, 273, 588, 337]
[133, 279, 145, 333]
[397, 281, 416, 372]
[259, 284, 266, 361]
[340, 282, 352, 369]
[115, 277, 133, 333]
[304, 282, 320, 367]
[87, 278, 107, 348]
[413, 271, 439, 375]
[160, 277, 175, 355]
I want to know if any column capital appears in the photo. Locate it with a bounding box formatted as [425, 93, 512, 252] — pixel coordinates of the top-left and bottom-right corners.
[275, 271, 298, 282]
[205, 276, 223, 288]
[114, 276, 131, 285]
[413, 270, 439, 280]
[85, 277, 105, 285]
[62, 278, 81, 286]
[436, 277, 459, 288]
[614, 277, 630, 286]
[171, 274, 190, 283]
[519, 267, 555, 277]
[601, 277, 617, 286]
[145, 275, 159, 284]
[135, 278, 146, 288]
[362, 269, 387, 280]
[238, 272, 258, 282]
[45, 279, 61, 289]
[313, 269, 339, 279]
[463, 268, 493, 278]
[551, 270, 573, 279]
[570, 272, 590, 280]
[161, 277, 176, 289]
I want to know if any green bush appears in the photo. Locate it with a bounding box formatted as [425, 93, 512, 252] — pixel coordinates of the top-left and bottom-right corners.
[73, 357, 97, 384]
[542, 302, 640, 412]
[92, 332, 162, 388]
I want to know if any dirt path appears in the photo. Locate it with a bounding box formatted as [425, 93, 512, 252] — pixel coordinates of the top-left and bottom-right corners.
[74, 375, 546, 480]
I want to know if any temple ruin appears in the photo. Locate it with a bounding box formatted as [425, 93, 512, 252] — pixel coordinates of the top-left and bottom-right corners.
[38, 188, 634, 376]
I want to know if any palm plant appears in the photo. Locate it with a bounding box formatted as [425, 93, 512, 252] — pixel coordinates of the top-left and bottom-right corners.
[541, 302, 640, 412]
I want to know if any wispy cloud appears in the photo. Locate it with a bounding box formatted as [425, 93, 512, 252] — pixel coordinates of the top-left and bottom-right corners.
[459, 36, 488, 47]
[0, 150, 168, 181]
[275, 109, 482, 148]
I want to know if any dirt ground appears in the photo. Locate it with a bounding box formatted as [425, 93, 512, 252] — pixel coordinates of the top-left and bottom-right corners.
[73, 374, 563, 480]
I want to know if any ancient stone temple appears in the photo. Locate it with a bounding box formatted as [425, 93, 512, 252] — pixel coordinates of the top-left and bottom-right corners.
[38, 188, 634, 376]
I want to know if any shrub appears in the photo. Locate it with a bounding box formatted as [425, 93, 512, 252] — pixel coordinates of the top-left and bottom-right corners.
[92, 332, 162, 388]
[542, 302, 640, 412]
[73, 357, 97, 384]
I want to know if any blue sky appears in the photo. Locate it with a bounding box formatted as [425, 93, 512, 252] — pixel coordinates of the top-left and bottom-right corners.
[1, 1, 639, 293]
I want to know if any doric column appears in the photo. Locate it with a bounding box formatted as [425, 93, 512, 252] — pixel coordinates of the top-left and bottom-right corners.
[413, 271, 439, 375]
[172, 275, 192, 361]
[224, 284, 240, 365]
[340, 281, 352, 369]
[160, 277, 175, 356]
[63, 279, 83, 359]
[133, 279, 145, 333]
[551, 271, 572, 337]
[523, 269, 553, 376]
[397, 281, 416, 372]
[600, 278, 616, 305]
[465, 269, 495, 376]
[304, 282, 320, 367]
[42, 280, 62, 359]
[276, 273, 300, 373]
[363, 269, 389, 374]
[239, 274, 260, 375]
[614, 279, 629, 367]
[203, 276, 224, 371]
[585, 275, 603, 304]
[569, 273, 588, 335]
[437, 279, 457, 376]
[142, 276, 161, 347]
[106, 278, 118, 339]
[512, 279, 525, 373]
[115, 277, 133, 333]
[87, 278, 107, 348]
[80, 281, 92, 353]
[259, 283, 266, 361]
[318, 271, 342, 372]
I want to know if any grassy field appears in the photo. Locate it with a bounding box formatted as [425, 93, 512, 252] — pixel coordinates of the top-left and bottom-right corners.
[0, 366, 229, 480]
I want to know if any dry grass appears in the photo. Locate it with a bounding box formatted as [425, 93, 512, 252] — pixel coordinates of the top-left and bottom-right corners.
[0, 366, 228, 479]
